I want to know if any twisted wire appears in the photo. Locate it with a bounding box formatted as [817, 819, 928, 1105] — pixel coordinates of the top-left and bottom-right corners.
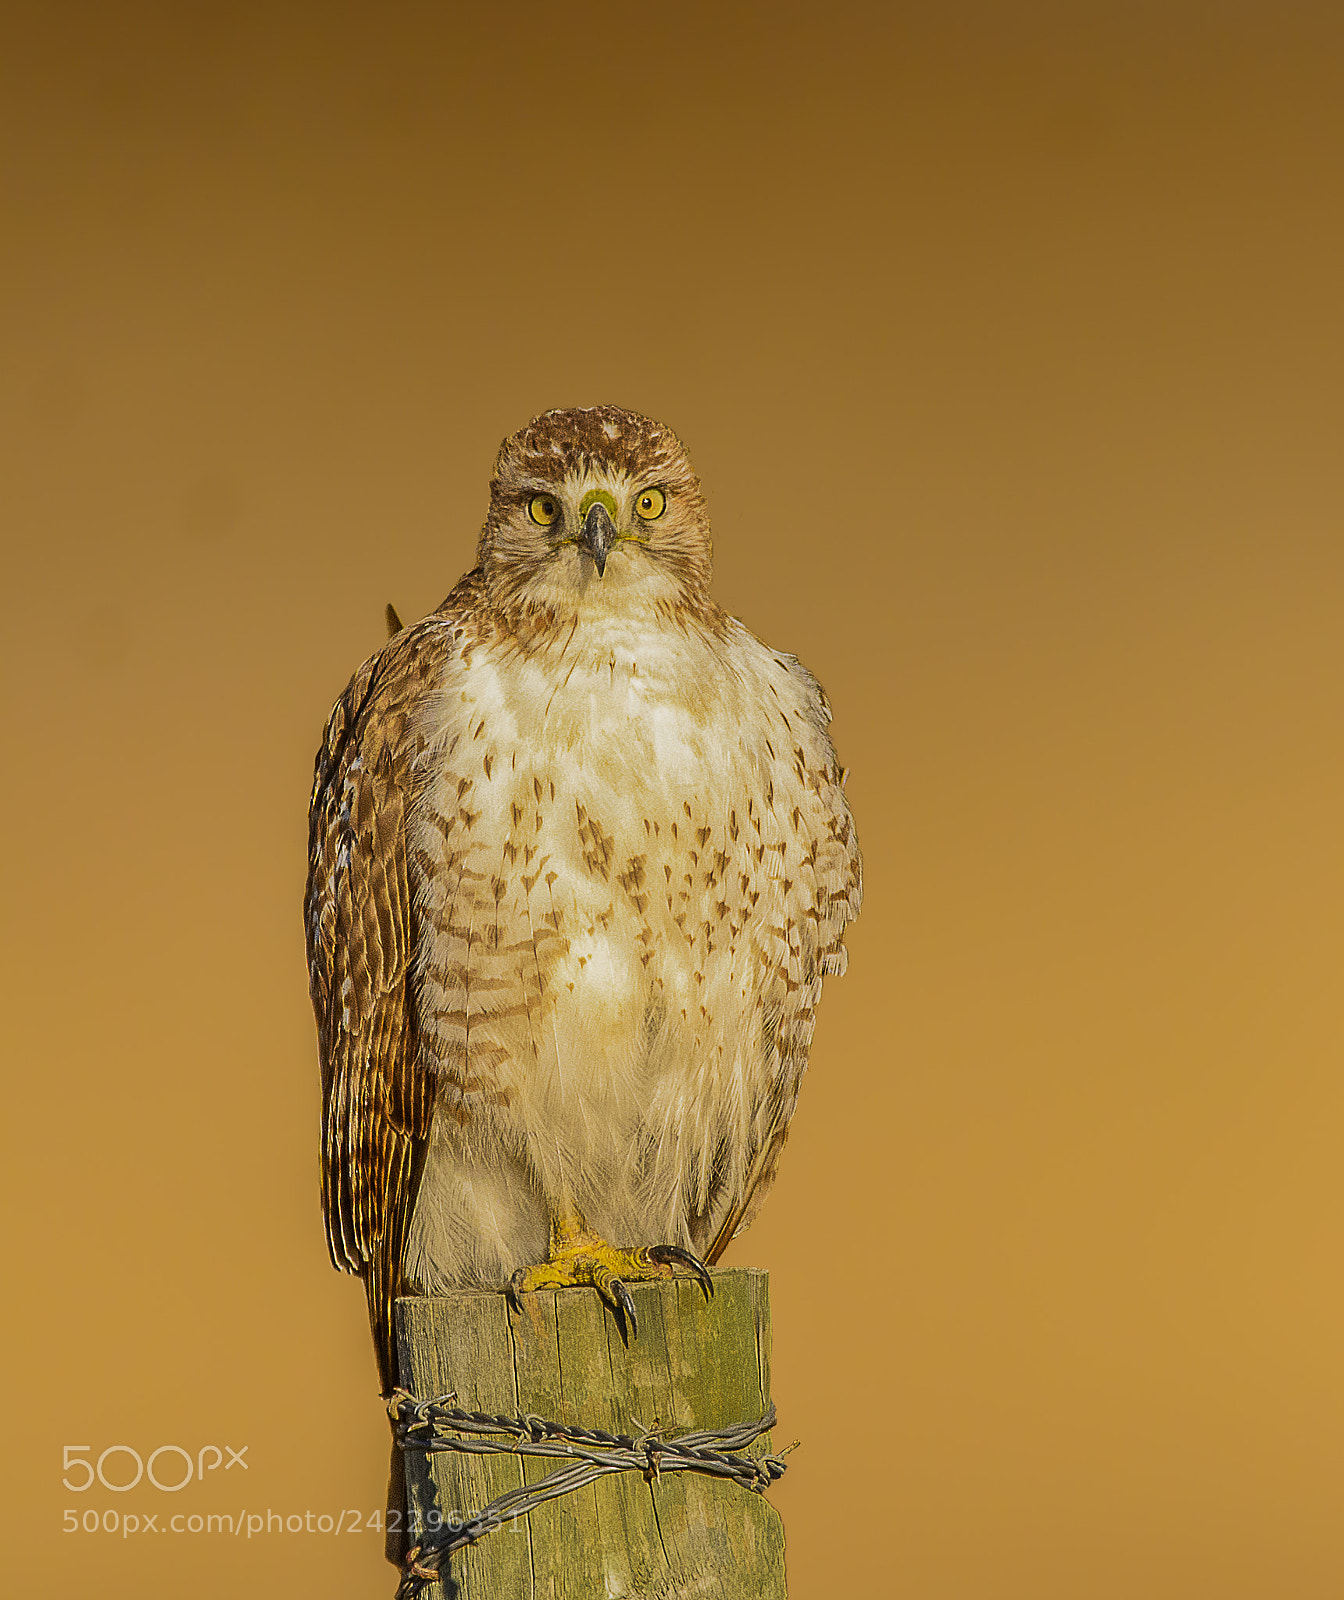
[388, 1388, 791, 1597]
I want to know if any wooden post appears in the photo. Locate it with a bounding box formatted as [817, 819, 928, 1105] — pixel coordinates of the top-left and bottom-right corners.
[395, 1267, 788, 1598]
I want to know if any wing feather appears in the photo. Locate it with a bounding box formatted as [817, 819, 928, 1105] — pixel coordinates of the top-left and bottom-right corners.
[305, 624, 449, 1393]
[704, 651, 862, 1263]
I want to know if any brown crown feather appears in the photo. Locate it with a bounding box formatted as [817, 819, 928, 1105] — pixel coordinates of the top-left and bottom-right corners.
[491, 404, 699, 495]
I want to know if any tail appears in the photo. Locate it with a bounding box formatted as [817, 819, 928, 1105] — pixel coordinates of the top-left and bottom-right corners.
[386, 1433, 410, 1568]
[368, 1269, 412, 1569]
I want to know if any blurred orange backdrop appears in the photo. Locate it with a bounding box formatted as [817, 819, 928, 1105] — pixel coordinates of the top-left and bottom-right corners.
[2, 4, 1343, 1596]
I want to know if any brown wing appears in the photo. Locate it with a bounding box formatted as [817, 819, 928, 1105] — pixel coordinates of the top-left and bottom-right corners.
[305, 622, 449, 1394]
[703, 652, 863, 1265]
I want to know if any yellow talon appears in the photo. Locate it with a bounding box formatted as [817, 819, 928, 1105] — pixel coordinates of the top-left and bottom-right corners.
[507, 1211, 712, 1337]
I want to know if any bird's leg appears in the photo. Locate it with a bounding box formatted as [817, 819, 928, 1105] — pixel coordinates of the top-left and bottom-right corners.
[507, 1208, 712, 1338]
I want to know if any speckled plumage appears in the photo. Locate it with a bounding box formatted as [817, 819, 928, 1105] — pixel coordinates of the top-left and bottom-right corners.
[305, 407, 861, 1392]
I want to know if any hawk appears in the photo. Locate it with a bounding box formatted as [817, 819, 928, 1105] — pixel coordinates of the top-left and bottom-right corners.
[305, 406, 862, 1397]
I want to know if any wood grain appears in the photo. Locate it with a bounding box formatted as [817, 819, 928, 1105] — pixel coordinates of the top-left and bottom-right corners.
[396, 1268, 788, 1598]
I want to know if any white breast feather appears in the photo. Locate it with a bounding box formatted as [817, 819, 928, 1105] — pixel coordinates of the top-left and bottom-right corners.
[401, 605, 854, 1289]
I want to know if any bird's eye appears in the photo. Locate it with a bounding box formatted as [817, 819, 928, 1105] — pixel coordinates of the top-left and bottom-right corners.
[635, 488, 666, 521]
[528, 495, 560, 526]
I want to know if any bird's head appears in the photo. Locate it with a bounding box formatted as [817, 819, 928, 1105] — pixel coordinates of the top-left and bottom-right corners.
[477, 406, 713, 624]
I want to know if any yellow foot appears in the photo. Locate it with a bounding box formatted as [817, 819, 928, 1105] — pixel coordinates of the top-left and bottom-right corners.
[507, 1229, 712, 1337]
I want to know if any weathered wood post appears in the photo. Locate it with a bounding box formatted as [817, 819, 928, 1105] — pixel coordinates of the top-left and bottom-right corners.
[394, 1268, 788, 1597]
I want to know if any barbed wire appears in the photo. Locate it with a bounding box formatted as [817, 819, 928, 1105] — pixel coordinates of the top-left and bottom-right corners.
[388, 1388, 792, 1597]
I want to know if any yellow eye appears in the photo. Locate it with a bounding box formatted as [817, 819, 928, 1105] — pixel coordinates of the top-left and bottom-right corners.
[635, 487, 666, 521]
[528, 494, 560, 526]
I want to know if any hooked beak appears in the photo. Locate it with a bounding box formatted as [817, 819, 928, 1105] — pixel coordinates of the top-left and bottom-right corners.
[580, 500, 617, 577]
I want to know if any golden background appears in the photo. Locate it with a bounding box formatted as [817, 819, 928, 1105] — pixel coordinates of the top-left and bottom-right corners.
[2, 4, 1342, 1595]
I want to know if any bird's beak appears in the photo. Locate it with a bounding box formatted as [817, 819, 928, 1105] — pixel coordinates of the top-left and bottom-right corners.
[580, 501, 617, 578]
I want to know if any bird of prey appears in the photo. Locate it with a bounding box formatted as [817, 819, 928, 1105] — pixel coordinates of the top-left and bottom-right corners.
[305, 406, 861, 1397]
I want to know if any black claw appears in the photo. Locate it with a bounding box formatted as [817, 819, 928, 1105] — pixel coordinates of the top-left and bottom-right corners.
[611, 1278, 639, 1338]
[507, 1270, 528, 1315]
[648, 1244, 714, 1301]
